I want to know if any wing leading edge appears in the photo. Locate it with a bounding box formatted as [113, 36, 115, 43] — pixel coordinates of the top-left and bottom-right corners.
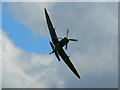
[44, 8, 59, 45]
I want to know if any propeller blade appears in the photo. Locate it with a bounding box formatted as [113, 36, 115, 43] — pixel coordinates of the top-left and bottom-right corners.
[67, 29, 69, 37]
[69, 39, 78, 41]
[65, 44, 68, 50]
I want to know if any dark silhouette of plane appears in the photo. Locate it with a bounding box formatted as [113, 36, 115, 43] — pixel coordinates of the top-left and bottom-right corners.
[44, 8, 80, 79]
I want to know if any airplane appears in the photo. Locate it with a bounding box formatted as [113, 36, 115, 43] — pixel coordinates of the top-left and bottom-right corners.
[44, 8, 80, 79]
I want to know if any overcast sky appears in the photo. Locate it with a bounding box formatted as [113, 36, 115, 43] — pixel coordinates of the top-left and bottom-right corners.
[2, 2, 118, 88]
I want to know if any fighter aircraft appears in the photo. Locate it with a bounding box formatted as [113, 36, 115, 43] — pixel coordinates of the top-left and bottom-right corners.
[44, 8, 80, 79]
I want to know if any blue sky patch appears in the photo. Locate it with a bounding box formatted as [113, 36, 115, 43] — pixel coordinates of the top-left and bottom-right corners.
[2, 3, 51, 54]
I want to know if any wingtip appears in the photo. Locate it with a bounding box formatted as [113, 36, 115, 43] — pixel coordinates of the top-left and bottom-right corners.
[75, 73, 81, 79]
[77, 75, 81, 79]
[44, 8, 47, 12]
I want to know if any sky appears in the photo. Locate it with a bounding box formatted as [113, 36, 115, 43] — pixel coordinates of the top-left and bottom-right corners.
[1, 0, 119, 2]
[1, 2, 118, 88]
[0, 2, 2, 90]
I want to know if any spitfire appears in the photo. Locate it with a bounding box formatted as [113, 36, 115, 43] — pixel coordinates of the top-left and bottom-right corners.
[44, 8, 80, 79]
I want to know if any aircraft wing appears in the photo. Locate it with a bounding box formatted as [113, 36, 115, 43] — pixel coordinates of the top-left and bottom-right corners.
[44, 8, 59, 45]
[58, 48, 80, 79]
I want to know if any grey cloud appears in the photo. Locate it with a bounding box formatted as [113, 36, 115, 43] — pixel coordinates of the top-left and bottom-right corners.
[51, 2, 118, 87]
[2, 0, 119, 2]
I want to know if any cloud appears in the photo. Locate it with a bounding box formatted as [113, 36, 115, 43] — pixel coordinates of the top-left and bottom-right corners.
[2, 29, 65, 88]
[2, 0, 57, 2]
[7, 2, 118, 37]
[2, 2, 118, 88]
[7, 2, 56, 37]
[51, 2, 118, 87]
[1, 0, 119, 2]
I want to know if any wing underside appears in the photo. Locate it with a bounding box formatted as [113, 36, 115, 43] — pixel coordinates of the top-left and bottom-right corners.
[58, 48, 80, 79]
[44, 8, 59, 45]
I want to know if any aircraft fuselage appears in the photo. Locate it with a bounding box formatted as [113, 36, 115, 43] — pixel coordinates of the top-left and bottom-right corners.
[59, 37, 69, 47]
[50, 37, 69, 54]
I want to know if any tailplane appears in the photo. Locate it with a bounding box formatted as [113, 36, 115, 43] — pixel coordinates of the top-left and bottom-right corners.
[49, 42, 60, 61]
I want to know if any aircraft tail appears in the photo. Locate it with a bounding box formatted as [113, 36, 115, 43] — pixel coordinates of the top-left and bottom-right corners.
[49, 42, 60, 61]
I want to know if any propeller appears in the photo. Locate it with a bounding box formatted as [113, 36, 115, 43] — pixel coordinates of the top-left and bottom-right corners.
[65, 29, 69, 50]
[65, 42, 68, 50]
[58, 29, 78, 50]
[65, 29, 78, 50]
[66, 29, 78, 41]
[69, 39, 78, 41]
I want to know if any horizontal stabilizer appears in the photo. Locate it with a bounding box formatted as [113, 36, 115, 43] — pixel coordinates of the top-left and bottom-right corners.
[50, 42, 60, 61]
